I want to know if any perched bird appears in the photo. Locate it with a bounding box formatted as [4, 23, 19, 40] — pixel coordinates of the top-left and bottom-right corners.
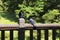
[29, 17, 36, 29]
[19, 12, 24, 18]
[18, 12, 24, 24]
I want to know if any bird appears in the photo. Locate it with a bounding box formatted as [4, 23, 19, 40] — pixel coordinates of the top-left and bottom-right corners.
[29, 17, 36, 29]
[18, 12, 24, 24]
[19, 12, 24, 18]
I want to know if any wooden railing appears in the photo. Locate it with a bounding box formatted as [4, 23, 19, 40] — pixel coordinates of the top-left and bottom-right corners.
[0, 18, 60, 40]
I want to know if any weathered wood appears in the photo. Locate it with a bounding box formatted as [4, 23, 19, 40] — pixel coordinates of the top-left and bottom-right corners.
[0, 24, 19, 30]
[52, 29, 56, 40]
[0, 24, 60, 30]
[0, 24, 60, 27]
[0, 24, 19, 27]
[19, 18, 25, 28]
[18, 28, 25, 40]
[10, 30, 13, 40]
[37, 29, 41, 40]
[45, 29, 48, 40]
[30, 29, 33, 40]
[25, 24, 60, 27]
[1, 30, 5, 40]
[18, 18, 25, 40]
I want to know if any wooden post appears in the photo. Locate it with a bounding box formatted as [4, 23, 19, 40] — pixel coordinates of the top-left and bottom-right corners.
[18, 18, 25, 40]
[10, 30, 13, 40]
[52, 29, 56, 40]
[1, 30, 5, 40]
[19, 18, 25, 28]
[45, 29, 48, 40]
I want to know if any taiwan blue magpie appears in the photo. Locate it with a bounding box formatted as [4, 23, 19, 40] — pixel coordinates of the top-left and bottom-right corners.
[29, 16, 36, 29]
[19, 12, 24, 18]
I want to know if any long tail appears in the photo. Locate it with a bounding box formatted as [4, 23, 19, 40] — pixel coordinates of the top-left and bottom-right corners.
[33, 25, 36, 29]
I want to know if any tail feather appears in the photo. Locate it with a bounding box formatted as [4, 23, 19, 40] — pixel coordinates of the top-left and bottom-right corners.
[33, 25, 36, 29]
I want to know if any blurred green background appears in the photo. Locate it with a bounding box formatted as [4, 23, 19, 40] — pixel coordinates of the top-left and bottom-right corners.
[0, 0, 60, 40]
[0, 0, 60, 24]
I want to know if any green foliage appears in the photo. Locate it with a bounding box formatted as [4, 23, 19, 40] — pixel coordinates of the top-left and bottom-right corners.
[0, 0, 60, 23]
[42, 9, 60, 23]
[16, 0, 44, 19]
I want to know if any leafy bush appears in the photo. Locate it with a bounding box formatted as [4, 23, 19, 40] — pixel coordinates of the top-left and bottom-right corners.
[42, 9, 60, 23]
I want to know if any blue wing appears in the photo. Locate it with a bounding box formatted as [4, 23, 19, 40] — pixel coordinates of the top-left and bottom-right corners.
[30, 18, 35, 25]
[20, 12, 24, 18]
[29, 18, 36, 28]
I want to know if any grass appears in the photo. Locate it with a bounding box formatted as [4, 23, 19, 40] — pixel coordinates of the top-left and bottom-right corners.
[0, 13, 18, 24]
[0, 17, 17, 24]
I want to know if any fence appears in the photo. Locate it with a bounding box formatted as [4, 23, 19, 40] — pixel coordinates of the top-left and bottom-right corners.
[0, 18, 60, 40]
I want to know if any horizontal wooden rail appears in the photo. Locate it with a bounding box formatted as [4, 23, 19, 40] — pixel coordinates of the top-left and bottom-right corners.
[0, 24, 19, 30]
[0, 24, 60, 30]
